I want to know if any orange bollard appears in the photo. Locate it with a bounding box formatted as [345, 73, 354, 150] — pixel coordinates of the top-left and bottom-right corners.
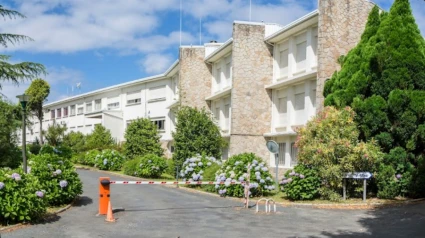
[99, 177, 110, 215]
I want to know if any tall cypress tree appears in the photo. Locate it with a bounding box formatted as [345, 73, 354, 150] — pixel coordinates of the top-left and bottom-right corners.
[324, 0, 425, 198]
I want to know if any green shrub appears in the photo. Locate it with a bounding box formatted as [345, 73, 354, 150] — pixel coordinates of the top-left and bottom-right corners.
[296, 106, 383, 200]
[202, 163, 221, 193]
[179, 154, 222, 181]
[29, 153, 82, 206]
[85, 125, 115, 150]
[215, 153, 274, 198]
[123, 154, 167, 178]
[94, 149, 125, 171]
[0, 168, 46, 224]
[29, 143, 41, 155]
[71, 152, 84, 164]
[280, 164, 321, 201]
[0, 99, 23, 169]
[62, 131, 86, 153]
[165, 159, 176, 177]
[39, 144, 54, 155]
[54, 145, 73, 159]
[172, 107, 224, 169]
[124, 118, 163, 159]
[79, 149, 100, 166]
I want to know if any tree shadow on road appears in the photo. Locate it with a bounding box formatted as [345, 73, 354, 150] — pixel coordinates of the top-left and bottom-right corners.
[309, 202, 425, 238]
[118, 205, 244, 213]
[72, 196, 93, 207]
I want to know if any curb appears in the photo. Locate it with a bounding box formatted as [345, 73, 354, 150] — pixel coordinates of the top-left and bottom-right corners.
[0, 197, 78, 233]
[75, 166, 425, 210]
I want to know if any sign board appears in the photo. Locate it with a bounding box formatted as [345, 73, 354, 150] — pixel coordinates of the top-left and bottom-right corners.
[343, 172, 372, 180]
[266, 140, 279, 154]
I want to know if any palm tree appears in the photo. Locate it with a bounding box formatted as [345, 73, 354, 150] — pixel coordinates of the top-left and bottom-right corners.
[0, 5, 46, 91]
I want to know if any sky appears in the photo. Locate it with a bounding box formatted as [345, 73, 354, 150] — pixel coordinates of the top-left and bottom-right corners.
[0, 0, 424, 103]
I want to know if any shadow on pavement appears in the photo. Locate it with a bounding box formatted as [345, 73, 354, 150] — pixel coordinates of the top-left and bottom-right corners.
[311, 202, 425, 237]
[73, 196, 93, 207]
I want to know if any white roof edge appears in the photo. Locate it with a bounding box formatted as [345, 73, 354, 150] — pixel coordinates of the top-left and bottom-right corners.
[233, 20, 282, 27]
[45, 59, 180, 108]
[204, 38, 233, 62]
[180, 45, 205, 48]
[265, 10, 319, 42]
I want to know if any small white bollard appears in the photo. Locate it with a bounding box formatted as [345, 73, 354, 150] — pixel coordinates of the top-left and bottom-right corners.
[255, 198, 276, 213]
[267, 199, 277, 213]
[256, 198, 269, 213]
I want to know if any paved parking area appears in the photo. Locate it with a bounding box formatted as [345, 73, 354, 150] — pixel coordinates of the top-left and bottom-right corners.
[2, 169, 425, 238]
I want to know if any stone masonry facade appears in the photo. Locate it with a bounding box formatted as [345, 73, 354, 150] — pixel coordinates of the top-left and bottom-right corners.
[316, 0, 374, 111]
[229, 23, 274, 165]
[179, 47, 212, 109]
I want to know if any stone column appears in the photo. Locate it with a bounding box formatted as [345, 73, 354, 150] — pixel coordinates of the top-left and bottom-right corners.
[316, 0, 374, 111]
[179, 47, 212, 110]
[229, 22, 274, 164]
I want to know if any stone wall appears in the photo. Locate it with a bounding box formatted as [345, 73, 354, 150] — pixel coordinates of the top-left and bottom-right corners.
[229, 23, 274, 163]
[316, 0, 374, 111]
[179, 47, 212, 109]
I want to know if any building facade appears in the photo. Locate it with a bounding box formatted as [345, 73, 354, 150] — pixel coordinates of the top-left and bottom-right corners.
[25, 0, 375, 174]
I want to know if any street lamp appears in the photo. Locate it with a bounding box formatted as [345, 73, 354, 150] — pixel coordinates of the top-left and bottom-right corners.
[16, 93, 31, 174]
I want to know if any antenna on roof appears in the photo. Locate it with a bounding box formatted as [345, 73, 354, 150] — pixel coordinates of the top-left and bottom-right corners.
[249, 0, 252, 21]
[76, 82, 81, 94]
[179, 0, 182, 46]
[199, 17, 202, 45]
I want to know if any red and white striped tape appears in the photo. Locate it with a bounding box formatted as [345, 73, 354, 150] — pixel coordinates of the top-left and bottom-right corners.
[109, 181, 245, 185]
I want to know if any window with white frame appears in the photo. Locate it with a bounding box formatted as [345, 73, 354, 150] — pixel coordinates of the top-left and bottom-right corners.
[213, 54, 232, 92]
[277, 88, 288, 126]
[56, 108, 61, 118]
[148, 85, 166, 102]
[311, 27, 318, 66]
[77, 106, 84, 115]
[295, 32, 307, 72]
[70, 105, 76, 116]
[107, 96, 120, 109]
[294, 84, 305, 111]
[278, 41, 289, 78]
[278, 142, 286, 165]
[215, 107, 220, 125]
[224, 103, 230, 130]
[172, 74, 179, 99]
[152, 118, 165, 131]
[86, 103, 92, 113]
[215, 68, 222, 92]
[127, 91, 141, 105]
[95, 99, 102, 111]
[51, 110, 55, 119]
[291, 142, 298, 166]
[63, 107, 68, 117]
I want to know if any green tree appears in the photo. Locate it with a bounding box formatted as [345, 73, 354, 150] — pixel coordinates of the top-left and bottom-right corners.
[172, 106, 223, 169]
[25, 79, 50, 144]
[124, 118, 163, 159]
[0, 5, 46, 90]
[85, 124, 115, 150]
[324, 0, 425, 198]
[44, 121, 67, 146]
[296, 107, 383, 201]
[0, 99, 21, 168]
[62, 131, 86, 153]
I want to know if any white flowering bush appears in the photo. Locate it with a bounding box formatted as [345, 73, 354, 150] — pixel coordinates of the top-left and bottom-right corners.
[94, 149, 125, 171]
[123, 154, 167, 178]
[179, 154, 222, 181]
[215, 153, 274, 197]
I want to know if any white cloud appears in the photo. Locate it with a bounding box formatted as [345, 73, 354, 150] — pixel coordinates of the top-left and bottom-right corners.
[0, 66, 85, 103]
[140, 53, 174, 74]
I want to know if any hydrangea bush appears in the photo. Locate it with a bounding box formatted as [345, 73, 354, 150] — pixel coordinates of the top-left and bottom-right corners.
[30, 153, 83, 206]
[215, 153, 274, 198]
[79, 149, 100, 166]
[280, 164, 321, 200]
[179, 154, 222, 181]
[0, 168, 46, 224]
[123, 154, 167, 178]
[94, 149, 125, 171]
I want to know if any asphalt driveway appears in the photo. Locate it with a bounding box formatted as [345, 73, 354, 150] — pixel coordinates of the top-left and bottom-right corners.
[2, 169, 425, 238]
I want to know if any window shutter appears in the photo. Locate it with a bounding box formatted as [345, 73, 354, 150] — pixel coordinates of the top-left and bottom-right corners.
[149, 86, 166, 100]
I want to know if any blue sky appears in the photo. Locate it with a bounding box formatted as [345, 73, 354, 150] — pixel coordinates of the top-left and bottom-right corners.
[1, 0, 424, 103]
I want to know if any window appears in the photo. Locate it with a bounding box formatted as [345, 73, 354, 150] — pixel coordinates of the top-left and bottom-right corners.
[127, 91, 141, 105]
[294, 93, 305, 110]
[107, 102, 120, 110]
[279, 49, 289, 77]
[152, 119, 165, 131]
[95, 99, 102, 111]
[224, 104, 230, 130]
[215, 68, 221, 91]
[278, 97, 288, 125]
[312, 27, 318, 60]
[51, 110, 55, 119]
[215, 107, 220, 124]
[225, 62, 231, 80]
[56, 108, 61, 118]
[63, 107, 68, 117]
[148, 86, 166, 101]
[77, 107, 84, 115]
[291, 142, 298, 166]
[86, 103, 92, 113]
[295, 33, 307, 71]
[70, 105, 76, 116]
[278, 143, 286, 165]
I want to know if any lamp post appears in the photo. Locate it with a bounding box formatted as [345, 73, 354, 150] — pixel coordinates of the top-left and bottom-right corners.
[17, 93, 31, 174]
